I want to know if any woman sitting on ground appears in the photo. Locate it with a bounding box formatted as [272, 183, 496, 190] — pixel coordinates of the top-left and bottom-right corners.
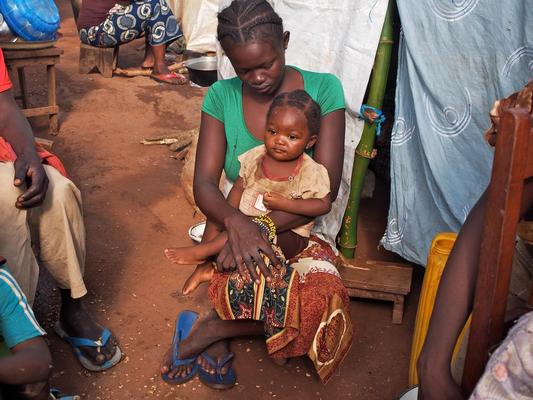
[76, 0, 185, 85]
[161, 0, 353, 389]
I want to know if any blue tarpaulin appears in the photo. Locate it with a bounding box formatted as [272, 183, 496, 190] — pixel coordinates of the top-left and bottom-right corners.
[381, 0, 532, 265]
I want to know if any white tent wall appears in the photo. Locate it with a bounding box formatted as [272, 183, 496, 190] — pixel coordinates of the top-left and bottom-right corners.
[167, 0, 219, 53]
[218, 0, 389, 246]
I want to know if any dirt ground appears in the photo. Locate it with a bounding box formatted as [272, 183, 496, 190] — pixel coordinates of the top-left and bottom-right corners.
[15, 2, 424, 399]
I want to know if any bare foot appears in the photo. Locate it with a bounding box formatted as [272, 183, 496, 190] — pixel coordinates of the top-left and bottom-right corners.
[164, 246, 206, 265]
[182, 262, 214, 295]
[197, 340, 232, 375]
[60, 291, 119, 367]
[160, 310, 222, 379]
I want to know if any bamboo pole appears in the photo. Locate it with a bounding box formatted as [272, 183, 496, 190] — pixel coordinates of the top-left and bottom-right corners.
[339, 1, 394, 258]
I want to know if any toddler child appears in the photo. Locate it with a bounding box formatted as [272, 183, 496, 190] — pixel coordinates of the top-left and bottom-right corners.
[165, 89, 332, 286]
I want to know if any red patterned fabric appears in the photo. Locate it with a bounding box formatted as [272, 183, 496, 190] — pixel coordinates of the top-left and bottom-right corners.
[209, 236, 353, 383]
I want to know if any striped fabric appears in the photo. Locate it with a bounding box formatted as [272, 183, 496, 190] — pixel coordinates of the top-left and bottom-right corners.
[0, 267, 45, 349]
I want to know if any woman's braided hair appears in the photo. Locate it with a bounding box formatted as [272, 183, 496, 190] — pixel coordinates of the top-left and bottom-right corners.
[217, 0, 284, 45]
[267, 90, 322, 137]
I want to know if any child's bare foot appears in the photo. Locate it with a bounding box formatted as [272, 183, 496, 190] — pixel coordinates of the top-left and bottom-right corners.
[182, 262, 214, 295]
[164, 246, 206, 265]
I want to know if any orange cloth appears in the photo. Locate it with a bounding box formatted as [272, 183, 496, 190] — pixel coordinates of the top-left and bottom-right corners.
[0, 50, 12, 93]
[0, 137, 68, 178]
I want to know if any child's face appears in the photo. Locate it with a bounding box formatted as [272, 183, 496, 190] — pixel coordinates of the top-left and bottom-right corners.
[264, 106, 317, 162]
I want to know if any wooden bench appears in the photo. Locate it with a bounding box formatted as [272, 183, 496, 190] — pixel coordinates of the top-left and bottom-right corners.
[338, 259, 413, 324]
[78, 43, 119, 78]
[3, 47, 63, 135]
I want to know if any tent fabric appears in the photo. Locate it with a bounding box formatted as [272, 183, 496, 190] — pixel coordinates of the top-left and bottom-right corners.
[217, 0, 389, 247]
[166, 0, 219, 53]
[382, 0, 533, 265]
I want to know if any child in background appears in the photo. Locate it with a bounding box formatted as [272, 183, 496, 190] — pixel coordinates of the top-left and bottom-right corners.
[165, 89, 332, 283]
[0, 257, 77, 400]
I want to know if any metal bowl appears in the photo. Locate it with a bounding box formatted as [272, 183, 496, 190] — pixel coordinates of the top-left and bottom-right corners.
[184, 56, 217, 87]
[0, 12, 16, 42]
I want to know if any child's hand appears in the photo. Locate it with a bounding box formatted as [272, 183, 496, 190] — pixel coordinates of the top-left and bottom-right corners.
[263, 192, 288, 211]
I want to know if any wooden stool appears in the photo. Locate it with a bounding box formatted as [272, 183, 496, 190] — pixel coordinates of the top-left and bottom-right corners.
[339, 259, 413, 324]
[3, 47, 63, 135]
[79, 43, 118, 78]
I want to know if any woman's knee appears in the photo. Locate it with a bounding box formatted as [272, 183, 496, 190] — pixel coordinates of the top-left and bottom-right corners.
[42, 167, 82, 211]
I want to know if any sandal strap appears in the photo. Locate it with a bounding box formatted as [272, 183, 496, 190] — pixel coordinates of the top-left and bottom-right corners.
[65, 328, 111, 349]
[201, 352, 235, 373]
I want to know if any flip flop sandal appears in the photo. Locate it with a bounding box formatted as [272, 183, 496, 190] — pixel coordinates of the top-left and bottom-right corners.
[198, 352, 236, 390]
[49, 388, 80, 399]
[54, 322, 122, 372]
[150, 72, 188, 85]
[161, 310, 199, 384]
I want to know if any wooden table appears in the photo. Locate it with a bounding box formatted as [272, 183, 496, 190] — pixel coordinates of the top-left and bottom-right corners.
[3, 47, 63, 135]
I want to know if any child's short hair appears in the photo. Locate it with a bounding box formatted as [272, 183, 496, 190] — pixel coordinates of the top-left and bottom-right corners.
[267, 90, 322, 136]
[217, 0, 284, 45]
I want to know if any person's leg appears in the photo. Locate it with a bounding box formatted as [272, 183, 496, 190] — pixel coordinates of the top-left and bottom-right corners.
[142, 36, 155, 68]
[179, 220, 222, 295]
[29, 166, 118, 366]
[276, 231, 308, 260]
[142, 0, 186, 83]
[165, 231, 228, 264]
[161, 309, 264, 379]
[0, 163, 40, 304]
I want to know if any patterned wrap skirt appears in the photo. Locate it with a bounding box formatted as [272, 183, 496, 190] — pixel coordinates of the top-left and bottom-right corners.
[208, 235, 353, 383]
[79, 0, 181, 47]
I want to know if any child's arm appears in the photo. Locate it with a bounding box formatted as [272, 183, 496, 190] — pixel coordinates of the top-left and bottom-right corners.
[0, 337, 51, 385]
[263, 192, 331, 217]
[227, 176, 245, 209]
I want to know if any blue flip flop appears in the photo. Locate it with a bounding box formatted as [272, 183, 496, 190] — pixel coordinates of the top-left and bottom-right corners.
[50, 388, 80, 399]
[198, 352, 236, 390]
[161, 310, 199, 384]
[54, 322, 122, 372]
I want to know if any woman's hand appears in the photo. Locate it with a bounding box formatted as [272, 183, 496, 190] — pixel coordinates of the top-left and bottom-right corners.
[217, 212, 280, 283]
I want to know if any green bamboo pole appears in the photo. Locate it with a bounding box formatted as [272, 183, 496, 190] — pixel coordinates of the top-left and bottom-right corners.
[339, 1, 394, 258]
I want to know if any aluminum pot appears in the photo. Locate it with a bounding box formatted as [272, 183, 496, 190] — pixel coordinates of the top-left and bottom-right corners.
[184, 56, 217, 87]
[0, 12, 15, 42]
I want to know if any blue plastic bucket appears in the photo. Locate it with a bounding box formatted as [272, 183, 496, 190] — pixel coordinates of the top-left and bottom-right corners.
[0, 0, 60, 41]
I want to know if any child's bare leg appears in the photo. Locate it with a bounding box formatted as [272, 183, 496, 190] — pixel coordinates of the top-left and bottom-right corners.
[165, 232, 228, 265]
[179, 220, 223, 295]
[276, 230, 309, 259]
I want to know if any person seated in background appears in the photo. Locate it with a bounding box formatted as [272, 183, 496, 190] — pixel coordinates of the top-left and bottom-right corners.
[0, 49, 122, 372]
[417, 81, 533, 400]
[0, 257, 77, 400]
[76, 0, 186, 85]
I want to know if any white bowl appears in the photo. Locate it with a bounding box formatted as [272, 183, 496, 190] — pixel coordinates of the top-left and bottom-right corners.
[399, 387, 418, 400]
[188, 221, 206, 243]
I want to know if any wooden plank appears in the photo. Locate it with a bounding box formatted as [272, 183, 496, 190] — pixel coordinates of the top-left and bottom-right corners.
[21, 105, 58, 118]
[462, 109, 532, 392]
[35, 137, 54, 151]
[339, 260, 413, 295]
[4, 57, 60, 69]
[345, 287, 405, 324]
[3, 47, 63, 60]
